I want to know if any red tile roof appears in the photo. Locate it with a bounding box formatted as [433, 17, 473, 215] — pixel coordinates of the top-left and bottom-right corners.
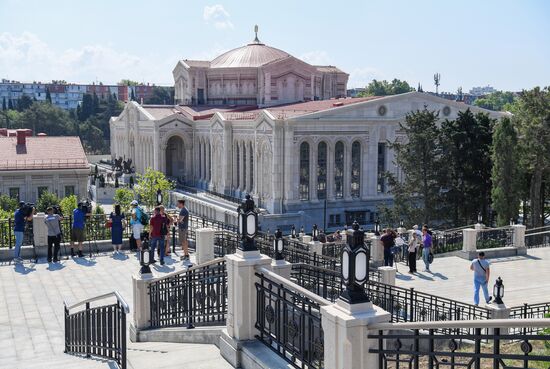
[0, 136, 89, 171]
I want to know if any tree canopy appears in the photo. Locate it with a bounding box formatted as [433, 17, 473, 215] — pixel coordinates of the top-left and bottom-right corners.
[359, 79, 414, 97]
[474, 91, 516, 111]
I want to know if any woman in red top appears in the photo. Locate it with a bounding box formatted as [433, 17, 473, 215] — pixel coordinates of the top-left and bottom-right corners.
[149, 207, 169, 265]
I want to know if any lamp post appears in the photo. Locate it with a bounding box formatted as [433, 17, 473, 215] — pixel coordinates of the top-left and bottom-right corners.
[477, 213, 482, 224]
[509, 218, 515, 226]
[237, 194, 258, 252]
[156, 189, 163, 206]
[374, 219, 381, 236]
[274, 228, 284, 260]
[291, 225, 297, 239]
[312, 224, 319, 242]
[493, 277, 505, 305]
[139, 244, 152, 274]
[400, 219, 404, 228]
[340, 221, 370, 304]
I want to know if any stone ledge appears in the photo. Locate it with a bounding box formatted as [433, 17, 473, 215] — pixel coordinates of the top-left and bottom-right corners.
[241, 340, 294, 369]
[131, 325, 224, 346]
[457, 246, 522, 260]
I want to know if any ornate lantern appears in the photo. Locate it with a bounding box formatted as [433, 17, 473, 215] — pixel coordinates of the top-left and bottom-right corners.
[400, 219, 404, 228]
[156, 189, 163, 206]
[139, 243, 152, 274]
[340, 221, 370, 304]
[493, 277, 504, 304]
[374, 219, 381, 235]
[509, 218, 515, 226]
[273, 228, 284, 260]
[477, 213, 482, 224]
[291, 225, 297, 239]
[238, 195, 258, 252]
[312, 224, 319, 242]
[300, 226, 305, 235]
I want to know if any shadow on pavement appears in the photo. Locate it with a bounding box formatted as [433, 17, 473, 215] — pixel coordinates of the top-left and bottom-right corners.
[73, 257, 97, 267]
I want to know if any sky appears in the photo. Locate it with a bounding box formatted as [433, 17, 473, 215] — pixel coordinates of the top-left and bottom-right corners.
[0, 0, 549, 92]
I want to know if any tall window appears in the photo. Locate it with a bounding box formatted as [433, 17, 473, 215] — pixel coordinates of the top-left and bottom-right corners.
[64, 185, 75, 197]
[9, 187, 19, 201]
[351, 141, 361, 198]
[249, 142, 254, 192]
[235, 144, 240, 189]
[242, 145, 247, 191]
[377, 143, 386, 193]
[317, 142, 327, 200]
[334, 141, 344, 199]
[299, 142, 310, 200]
[37, 186, 48, 199]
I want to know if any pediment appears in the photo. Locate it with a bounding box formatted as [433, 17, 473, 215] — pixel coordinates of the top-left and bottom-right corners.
[158, 117, 192, 129]
[255, 119, 273, 132]
[263, 56, 318, 78]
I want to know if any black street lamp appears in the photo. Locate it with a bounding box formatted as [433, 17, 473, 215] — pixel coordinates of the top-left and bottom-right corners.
[399, 219, 404, 228]
[374, 219, 381, 235]
[477, 213, 482, 224]
[493, 277, 505, 305]
[291, 225, 297, 239]
[509, 218, 515, 226]
[237, 195, 258, 252]
[139, 243, 152, 274]
[312, 224, 319, 241]
[274, 228, 284, 260]
[156, 189, 163, 206]
[340, 221, 370, 304]
[300, 226, 304, 235]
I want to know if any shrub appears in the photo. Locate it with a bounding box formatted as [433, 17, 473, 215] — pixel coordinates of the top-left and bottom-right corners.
[0, 194, 18, 212]
[60, 195, 78, 216]
[36, 192, 60, 212]
[113, 188, 134, 213]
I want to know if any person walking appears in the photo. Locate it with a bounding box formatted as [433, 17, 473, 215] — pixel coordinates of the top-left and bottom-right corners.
[421, 225, 432, 272]
[381, 228, 396, 267]
[159, 205, 172, 257]
[130, 200, 144, 251]
[470, 252, 492, 306]
[176, 199, 190, 261]
[12, 202, 33, 263]
[109, 204, 125, 253]
[70, 202, 88, 257]
[407, 232, 419, 274]
[44, 207, 62, 263]
[149, 206, 168, 266]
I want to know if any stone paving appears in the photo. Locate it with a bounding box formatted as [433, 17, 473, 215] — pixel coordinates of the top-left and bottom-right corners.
[0, 250, 232, 369]
[394, 247, 550, 306]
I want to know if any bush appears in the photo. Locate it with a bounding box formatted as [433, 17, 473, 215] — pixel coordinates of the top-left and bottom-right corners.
[60, 195, 78, 216]
[0, 194, 18, 212]
[114, 188, 134, 213]
[36, 192, 60, 212]
[93, 203, 105, 215]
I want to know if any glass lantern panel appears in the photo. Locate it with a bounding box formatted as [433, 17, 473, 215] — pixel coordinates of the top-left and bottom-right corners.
[342, 251, 349, 280]
[246, 213, 256, 236]
[238, 215, 243, 235]
[277, 240, 283, 252]
[355, 252, 367, 282]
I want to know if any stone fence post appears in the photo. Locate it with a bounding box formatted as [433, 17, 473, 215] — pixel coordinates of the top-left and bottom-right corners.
[370, 235, 383, 267]
[378, 266, 396, 285]
[462, 228, 477, 260]
[196, 228, 215, 264]
[130, 273, 153, 342]
[511, 224, 526, 255]
[33, 212, 47, 247]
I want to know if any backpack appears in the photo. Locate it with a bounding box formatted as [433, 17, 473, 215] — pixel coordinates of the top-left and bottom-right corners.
[137, 207, 149, 226]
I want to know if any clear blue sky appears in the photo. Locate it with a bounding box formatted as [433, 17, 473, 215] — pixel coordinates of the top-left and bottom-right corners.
[1, 0, 548, 92]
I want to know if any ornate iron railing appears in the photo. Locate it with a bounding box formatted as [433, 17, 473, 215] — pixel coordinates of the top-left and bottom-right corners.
[432, 230, 464, 254]
[510, 302, 550, 334]
[255, 267, 328, 369]
[148, 259, 227, 328]
[368, 319, 550, 369]
[525, 230, 550, 249]
[476, 227, 513, 249]
[64, 291, 128, 369]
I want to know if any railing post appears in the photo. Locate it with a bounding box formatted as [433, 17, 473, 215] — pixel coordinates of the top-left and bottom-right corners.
[196, 228, 215, 264]
[120, 303, 127, 369]
[33, 212, 48, 249]
[370, 235, 384, 267]
[378, 266, 396, 286]
[85, 302, 91, 358]
[129, 272, 153, 342]
[511, 224, 527, 255]
[462, 228, 477, 259]
[409, 287, 415, 322]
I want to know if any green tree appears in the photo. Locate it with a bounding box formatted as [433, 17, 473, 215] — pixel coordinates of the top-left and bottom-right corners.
[93, 203, 105, 215]
[513, 87, 550, 227]
[37, 191, 60, 212]
[386, 108, 443, 225]
[16, 102, 75, 136]
[360, 79, 414, 97]
[491, 117, 520, 226]
[118, 79, 139, 86]
[80, 93, 94, 121]
[92, 92, 100, 115]
[474, 91, 516, 111]
[2, 97, 6, 111]
[60, 195, 78, 216]
[114, 187, 135, 213]
[135, 168, 174, 209]
[8, 99, 14, 110]
[17, 95, 33, 111]
[144, 86, 175, 105]
[130, 89, 136, 101]
[0, 194, 18, 212]
[45, 88, 52, 104]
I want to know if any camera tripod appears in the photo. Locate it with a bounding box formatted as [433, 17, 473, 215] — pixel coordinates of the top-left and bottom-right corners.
[86, 224, 100, 258]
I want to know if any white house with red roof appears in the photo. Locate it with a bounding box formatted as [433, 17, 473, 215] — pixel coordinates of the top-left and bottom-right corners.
[110, 31, 508, 231]
[0, 129, 89, 203]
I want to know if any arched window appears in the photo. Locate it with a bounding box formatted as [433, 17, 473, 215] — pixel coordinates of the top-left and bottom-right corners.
[249, 142, 254, 192]
[235, 143, 240, 189]
[351, 141, 361, 198]
[317, 142, 327, 200]
[299, 142, 310, 201]
[242, 144, 247, 191]
[334, 141, 344, 199]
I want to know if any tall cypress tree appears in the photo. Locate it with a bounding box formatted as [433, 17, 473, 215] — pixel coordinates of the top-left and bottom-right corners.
[491, 117, 520, 225]
[45, 88, 52, 104]
[8, 99, 13, 110]
[2, 97, 6, 111]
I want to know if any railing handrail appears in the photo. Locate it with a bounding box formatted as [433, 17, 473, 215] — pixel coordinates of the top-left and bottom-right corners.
[524, 230, 550, 237]
[150, 257, 226, 282]
[64, 290, 129, 314]
[369, 318, 550, 330]
[255, 266, 331, 307]
[476, 225, 513, 232]
[526, 224, 550, 233]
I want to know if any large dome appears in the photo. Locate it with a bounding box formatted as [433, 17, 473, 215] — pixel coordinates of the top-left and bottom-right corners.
[210, 42, 291, 69]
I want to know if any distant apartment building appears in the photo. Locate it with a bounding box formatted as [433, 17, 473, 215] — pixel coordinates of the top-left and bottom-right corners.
[0, 79, 159, 110]
[469, 85, 496, 96]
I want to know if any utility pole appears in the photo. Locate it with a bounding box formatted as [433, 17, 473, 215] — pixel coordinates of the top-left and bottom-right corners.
[434, 73, 441, 95]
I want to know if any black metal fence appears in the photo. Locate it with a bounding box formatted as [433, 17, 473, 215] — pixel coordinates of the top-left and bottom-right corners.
[525, 230, 550, 249]
[369, 321, 550, 369]
[255, 268, 327, 369]
[510, 302, 550, 334]
[64, 292, 128, 369]
[149, 259, 227, 328]
[0, 218, 34, 249]
[476, 227, 513, 249]
[432, 230, 464, 253]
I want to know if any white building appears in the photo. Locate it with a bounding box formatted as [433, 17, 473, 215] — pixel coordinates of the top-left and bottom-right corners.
[110, 31, 507, 231]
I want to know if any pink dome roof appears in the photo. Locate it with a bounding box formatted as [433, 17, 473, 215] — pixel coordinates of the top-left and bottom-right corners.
[210, 42, 291, 69]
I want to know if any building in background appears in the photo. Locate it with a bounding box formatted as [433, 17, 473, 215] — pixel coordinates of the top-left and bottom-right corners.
[0, 129, 89, 202]
[469, 85, 497, 96]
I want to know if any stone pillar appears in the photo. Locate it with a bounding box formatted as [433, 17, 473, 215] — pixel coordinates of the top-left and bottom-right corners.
[321, 300, 391, 369]
[301, 235, 312, 243]
[33, 213, 47, 247]
[196, 228, 215, 265]
[129, 273, 153, 342]
[370, 235, 383, 267]
[220, 250, 271, 367]
[486, 302, 511, 334]
[378, 266, 396, 286]
[269, 259, 292, 280]
[308, 240, 323, 255]
[462, 228, 477, 259]
[511, 224, 526, 255]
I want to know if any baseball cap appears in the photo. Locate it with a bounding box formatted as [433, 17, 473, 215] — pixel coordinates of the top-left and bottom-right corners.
[130, 200, 138, 206]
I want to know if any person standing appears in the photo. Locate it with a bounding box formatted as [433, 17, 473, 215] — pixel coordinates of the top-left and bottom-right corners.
[159, 205, 172, 257]
[13, 202, 33, 263]
[470, 252, 492, 306]
[407, 232, 419, 273]
[421, 225, 432, 272]
[109, 204, 125, 253]
[44, 207, 62, 262]
[130, 200, 143, 251]
[149, 206, 168, 265]
[70, 202, 87, 257]
[176, 199, 190, 261]
[380, 228, 395, 267]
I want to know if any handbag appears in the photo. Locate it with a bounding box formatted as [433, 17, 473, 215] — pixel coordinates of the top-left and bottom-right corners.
[428, 252, 434, 264]
[105, 220, 112, 229]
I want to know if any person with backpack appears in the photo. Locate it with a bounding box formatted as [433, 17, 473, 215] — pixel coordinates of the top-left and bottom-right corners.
[130, 200, 147, 251]
[421, 225, 433, 272]
[470, 252, 492, 306]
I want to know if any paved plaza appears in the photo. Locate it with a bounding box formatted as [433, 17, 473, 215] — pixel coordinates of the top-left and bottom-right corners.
[394, 247, 550, 306]
[0, 251, 232, 369]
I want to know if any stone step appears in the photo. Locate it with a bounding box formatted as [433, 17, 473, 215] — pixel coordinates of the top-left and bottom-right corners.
[241, 340, 294, 369]
[132, 325, 223, 346]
